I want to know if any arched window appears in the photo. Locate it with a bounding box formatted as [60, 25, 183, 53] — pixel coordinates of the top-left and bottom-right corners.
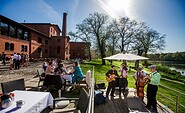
[5, 42, 10, 50]
[10, 43, 14, 51]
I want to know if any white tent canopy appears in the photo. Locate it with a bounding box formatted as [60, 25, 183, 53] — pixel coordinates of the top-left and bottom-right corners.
[103, 53, 149, 61]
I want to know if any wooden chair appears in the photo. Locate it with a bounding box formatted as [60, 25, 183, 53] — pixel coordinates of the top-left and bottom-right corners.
[1, 78, 26, 93]
[52, 88, 89, 113]
[37, 69, 45, 87]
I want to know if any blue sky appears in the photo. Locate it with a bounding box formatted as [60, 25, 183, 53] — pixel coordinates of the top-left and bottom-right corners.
[0, 0, 185, 53]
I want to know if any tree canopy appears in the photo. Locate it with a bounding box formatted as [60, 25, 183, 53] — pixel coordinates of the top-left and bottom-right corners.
[69, 12, 166, 65]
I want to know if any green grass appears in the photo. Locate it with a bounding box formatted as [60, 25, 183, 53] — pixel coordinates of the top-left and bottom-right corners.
[80, 59, 185, 112]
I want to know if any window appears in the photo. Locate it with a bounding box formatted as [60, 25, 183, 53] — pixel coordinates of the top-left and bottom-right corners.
[17, 28, 23, 39]
[45, 49, 48, 53]
[45, 40, 48, 45]
[38, 37, 42, 43]
[1, 22, 8, 36]
[21, 45, 27, 52]
[4, 42, 14, 51]
[9, 25, 16, 38]
[25, 46, 27, 52]
[38, 48, 42, 53]
[21, 45, 24, 52]
[57, 39, 61, 42]
[24, 31, 29, 41]
[57, 46, 60, 54]
[5, 42, 10, 50]
[50, 27, 52, 32]
[10, 43, 14, 51]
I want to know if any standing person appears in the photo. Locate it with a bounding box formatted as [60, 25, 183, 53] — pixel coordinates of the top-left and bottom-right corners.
[9, 54, 14, 70]
[25, 54, 28, 67]
[1, 52, 6, 65]
[17, 53, 21, 69]
[119, 63, 128, 95]
[145, 65, 161, 112]
[105, 65, 119, 98]
[13, 53, 18, 69]
[133, 67, 146, 100]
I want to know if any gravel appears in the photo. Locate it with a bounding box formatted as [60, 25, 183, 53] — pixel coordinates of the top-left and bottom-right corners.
[0, 62, 43, 92]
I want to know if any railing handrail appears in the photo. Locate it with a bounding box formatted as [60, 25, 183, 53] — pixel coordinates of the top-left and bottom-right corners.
[87, 66, 95, 113]
[159, 84, 185, 96]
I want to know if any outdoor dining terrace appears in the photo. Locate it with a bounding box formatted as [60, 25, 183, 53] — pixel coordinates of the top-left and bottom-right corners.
[0, 64, 183, 113]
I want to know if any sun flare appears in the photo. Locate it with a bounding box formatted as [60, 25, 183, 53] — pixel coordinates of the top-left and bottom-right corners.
[106, 0, 131, 18]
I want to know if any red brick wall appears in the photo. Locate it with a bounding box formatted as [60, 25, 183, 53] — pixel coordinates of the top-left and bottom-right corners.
[70, 42, 89, 59]
[30, 31, 52, 58]
[24, 24, 60, 37]
[24, 24, 50, 36]
[51, 36, 70, 60]
[0, 35, 29, 58]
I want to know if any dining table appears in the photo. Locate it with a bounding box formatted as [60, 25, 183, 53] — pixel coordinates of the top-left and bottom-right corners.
[0, 90, 53, 113]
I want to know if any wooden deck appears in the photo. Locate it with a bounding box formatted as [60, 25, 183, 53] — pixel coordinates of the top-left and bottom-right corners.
[95, 88, 164, 113]
[18, 77, 168, 113]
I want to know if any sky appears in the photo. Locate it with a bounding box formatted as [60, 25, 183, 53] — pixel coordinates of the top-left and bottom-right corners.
[0, 0, 185, 53]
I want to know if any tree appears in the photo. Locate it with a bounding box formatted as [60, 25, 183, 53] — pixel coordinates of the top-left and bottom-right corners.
[69, 23, 92, 61]
[131, 22, 166, 66]
[106, 20, 119, 55]
[72, 12, 109, 65]
[112, 18, 137, 53]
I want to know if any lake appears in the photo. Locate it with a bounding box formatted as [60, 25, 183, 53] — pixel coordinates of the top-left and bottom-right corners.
[151, 61, 185, 76]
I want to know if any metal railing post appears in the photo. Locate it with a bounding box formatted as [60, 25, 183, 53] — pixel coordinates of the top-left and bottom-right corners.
[176, 93, 179, 113]
[92, 66, 94, 113]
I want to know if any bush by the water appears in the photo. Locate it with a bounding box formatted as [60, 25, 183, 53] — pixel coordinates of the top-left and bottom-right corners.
[156, 65, 185, 83]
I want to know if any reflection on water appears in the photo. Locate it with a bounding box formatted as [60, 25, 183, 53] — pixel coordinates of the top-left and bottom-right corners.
[151, 61, 185, 76]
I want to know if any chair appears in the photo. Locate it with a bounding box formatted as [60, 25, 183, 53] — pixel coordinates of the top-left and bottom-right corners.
[43, 74, 65, 91]
[1, 78, 39, 93]
[52, 88, 89, 113]
[37, 69, 45, 87]
[1, 79, 26, 93]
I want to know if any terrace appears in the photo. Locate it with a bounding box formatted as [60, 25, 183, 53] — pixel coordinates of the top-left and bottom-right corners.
[0, 61, 184, 113]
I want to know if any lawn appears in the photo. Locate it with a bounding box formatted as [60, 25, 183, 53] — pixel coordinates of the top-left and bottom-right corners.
[80, 59, 185, 112]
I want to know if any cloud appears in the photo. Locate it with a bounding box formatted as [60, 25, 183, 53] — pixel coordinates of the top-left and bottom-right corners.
[36, 0, 62, 26]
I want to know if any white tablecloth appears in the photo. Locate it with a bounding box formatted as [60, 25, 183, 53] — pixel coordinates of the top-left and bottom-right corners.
[0, 90, 53, 113]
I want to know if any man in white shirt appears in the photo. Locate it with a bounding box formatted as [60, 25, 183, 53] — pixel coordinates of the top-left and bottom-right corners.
[13, 53, 18, 69]
[118, 63, 129, 95]
[17, 53, 21, 69]
[133, 67, 146, 99]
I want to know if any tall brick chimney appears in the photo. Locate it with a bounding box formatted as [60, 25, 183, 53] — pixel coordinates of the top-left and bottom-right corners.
[62, 12, 67, 36]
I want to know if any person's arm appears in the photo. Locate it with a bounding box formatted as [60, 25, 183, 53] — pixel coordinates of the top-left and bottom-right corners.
[142, 71, 147, 77]
[118, 67, 122, 72]
[69, 67, 75, 74]
[115, 70, 119, 77]
[133, 72, 137, 81]
[150, 73, 161, 85]
[106, 70, 111, 77]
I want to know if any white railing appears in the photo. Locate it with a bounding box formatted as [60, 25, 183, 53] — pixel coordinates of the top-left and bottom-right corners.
[87, 66, 95, 113]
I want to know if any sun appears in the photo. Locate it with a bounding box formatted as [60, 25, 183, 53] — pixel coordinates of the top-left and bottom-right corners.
[106, 0, 131, 18]
[107, 0, 126, 11]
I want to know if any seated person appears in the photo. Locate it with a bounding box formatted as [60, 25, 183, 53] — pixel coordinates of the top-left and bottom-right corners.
[70, 62, 84, 83]
[60, 64, 73, 83]
[45, 61, 54, 75]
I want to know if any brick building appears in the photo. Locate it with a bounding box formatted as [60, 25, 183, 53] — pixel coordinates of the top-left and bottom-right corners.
[0, 13, 70, 60]
[70, 42, 90, 60]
